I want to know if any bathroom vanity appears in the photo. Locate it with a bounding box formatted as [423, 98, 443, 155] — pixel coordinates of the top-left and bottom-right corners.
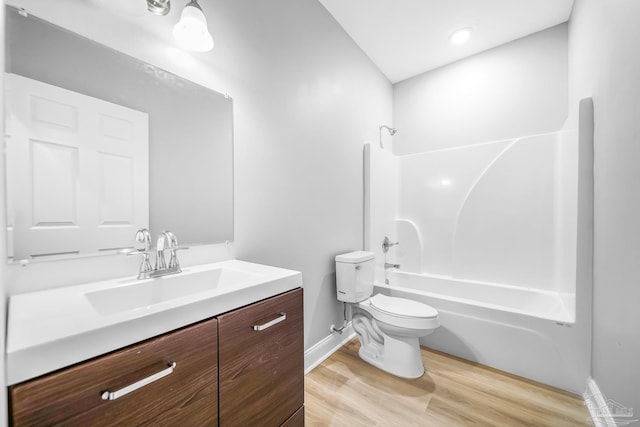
[6, 261, 304, 426]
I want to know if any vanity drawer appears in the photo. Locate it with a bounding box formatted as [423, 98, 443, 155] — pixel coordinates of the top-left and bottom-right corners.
[281, 405, 304, 427]
[218, 288, 304, 427]
[10, 318, 218, 426]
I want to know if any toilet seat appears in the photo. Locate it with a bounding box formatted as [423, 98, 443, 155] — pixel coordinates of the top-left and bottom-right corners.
[358, 293, 439, 330]
[369, 294, 438, 319]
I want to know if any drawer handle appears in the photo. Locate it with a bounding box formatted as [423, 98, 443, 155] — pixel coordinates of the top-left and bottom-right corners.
[101, 362, 176, 401]
[252, 312, 287, 331]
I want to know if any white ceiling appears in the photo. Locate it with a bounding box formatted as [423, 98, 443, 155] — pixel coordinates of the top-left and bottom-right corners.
[318, 0, 575, 83]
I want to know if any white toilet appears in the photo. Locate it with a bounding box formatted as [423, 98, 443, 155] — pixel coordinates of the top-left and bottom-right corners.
[335, 251, 439, 378]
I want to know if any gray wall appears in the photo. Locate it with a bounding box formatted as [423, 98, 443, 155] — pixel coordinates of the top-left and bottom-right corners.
[393, 24, 568, 154]
[226, 1, 393, 349]
[569, 0, 640, 413]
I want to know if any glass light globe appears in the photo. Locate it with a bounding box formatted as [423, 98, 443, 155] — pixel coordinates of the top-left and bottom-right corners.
[173, 4, 214, 52]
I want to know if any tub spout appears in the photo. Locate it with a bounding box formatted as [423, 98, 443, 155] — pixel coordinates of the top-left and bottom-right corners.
[384, 263, 400, 270]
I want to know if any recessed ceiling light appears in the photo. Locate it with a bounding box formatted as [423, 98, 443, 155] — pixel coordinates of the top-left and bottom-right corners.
[449, 28, 472, 45]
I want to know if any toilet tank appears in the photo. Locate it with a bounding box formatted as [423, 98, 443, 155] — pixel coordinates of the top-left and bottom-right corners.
[335, 251, 375, 303]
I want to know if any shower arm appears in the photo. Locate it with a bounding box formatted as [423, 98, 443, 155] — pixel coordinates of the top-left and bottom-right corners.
[379, 125, 397, 149]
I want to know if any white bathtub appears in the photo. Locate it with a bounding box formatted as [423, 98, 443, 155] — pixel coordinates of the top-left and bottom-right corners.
[375, 270, 590, 393]
[384, 270, 576, 323]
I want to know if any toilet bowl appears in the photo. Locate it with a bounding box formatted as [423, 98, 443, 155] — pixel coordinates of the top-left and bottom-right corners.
[335, 251, 440, 379]
[361, 293, 439, 333]
[353, 293, 439, 378]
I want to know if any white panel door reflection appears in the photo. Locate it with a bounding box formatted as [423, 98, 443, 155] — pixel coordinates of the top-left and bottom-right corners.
[6, 73, 149, 260]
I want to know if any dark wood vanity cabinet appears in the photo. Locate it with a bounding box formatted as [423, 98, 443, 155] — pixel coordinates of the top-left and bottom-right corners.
[9, 318, 219, 426]
[281, 406, 305, 427]
[218, 288, 304, 427]
[9, 288, 304, 427]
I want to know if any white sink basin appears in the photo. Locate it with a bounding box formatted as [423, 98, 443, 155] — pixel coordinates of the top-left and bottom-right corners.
[6, 259, 302, 386]
[86, 267, 260, 315]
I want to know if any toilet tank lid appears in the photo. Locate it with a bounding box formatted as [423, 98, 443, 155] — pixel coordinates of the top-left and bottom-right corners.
[335, 251, 375, 263]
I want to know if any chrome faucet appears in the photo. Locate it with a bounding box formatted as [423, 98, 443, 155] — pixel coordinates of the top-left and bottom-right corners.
[155, 231, 169, 271]
[384, 263, 400, 270]
[382, 236, 399, 253]
[125, 229, 187, 279]
[164, 230, 180, 269]
[135, 228, 153, 274]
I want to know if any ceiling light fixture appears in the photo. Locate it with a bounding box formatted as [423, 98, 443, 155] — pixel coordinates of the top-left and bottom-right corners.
[173, 0, 214, 52]
[147, 0, 171, 16]
[449, 28, 472, 45]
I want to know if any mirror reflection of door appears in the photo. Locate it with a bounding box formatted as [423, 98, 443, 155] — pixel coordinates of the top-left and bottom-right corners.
[6, 73, 149, 261]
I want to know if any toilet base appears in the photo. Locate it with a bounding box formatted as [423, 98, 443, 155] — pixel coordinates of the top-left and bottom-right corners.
[356, 333, 425, 379]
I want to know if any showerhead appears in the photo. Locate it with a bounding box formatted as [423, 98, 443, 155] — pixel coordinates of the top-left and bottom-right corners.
[380, 125, 397, 135]
[379, 125, 398, 148]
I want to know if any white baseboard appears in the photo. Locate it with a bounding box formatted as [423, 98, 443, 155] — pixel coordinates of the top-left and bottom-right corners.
[583, 376, 624, 427]
[304, 324, 355, 375]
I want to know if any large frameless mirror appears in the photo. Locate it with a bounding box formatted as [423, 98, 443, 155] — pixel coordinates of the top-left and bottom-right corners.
[4, 6, 234, 263]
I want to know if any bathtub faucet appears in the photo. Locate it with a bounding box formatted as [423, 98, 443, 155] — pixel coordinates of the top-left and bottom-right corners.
[382, 236, 399, 253]
[384, 263, 400, 270]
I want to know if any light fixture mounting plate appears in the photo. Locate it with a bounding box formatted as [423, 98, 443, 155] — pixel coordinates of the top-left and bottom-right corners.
[147, 0, 171, 16]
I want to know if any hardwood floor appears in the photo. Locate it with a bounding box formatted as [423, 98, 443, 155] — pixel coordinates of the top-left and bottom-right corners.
[305, 339, 592, 427]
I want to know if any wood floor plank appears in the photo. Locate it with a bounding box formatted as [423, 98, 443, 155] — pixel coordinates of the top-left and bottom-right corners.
[305, 339, 592, 427]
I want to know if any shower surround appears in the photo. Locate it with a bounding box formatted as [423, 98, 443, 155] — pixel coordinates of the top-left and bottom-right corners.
[364, 102, 593, 392]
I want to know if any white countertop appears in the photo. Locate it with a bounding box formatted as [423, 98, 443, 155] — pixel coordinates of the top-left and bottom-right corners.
[6, 259, 302, 385]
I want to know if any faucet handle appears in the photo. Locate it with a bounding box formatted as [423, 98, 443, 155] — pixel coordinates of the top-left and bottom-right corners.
[139, 251, 153, 274]
[155, 231, 173, 270]
[135, 228, 152, 252]
[382, 236, 400, 253]
[164, 230, 178, 248]
[129, 229, 154, 276]
[159, 230, 188, 270]
[166, 231, 179, 269]
[120, 247, 153, 276]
